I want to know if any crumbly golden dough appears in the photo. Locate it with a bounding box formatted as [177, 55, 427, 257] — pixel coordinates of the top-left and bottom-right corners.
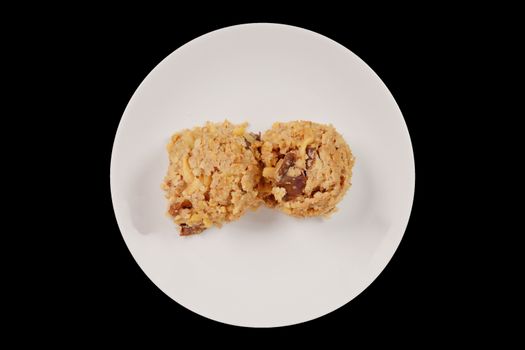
[258, 121, 355, 217]
[162, 121, 262, 235]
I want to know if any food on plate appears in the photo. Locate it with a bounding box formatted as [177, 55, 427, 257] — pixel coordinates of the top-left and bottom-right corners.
[162, 120, 354, 235]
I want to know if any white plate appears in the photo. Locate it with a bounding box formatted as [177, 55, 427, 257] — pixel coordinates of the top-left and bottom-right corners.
[110, 23, 415, 327]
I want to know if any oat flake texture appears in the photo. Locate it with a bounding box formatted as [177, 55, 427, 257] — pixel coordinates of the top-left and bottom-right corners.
[163, 120, 354, 235]
[162, 121, 262, 235]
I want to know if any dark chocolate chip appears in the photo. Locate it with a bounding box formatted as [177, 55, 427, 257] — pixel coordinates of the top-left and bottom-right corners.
[275, 152, 307, 200]
[277, 152, 297, 178]
[280, 173, 307, 201]
[264, 194, 278, 207]
[306, 145, 316, 159]
[306, 145, 317, 169]
[168, 200, 192, 216]
[179, 224, 205, 236]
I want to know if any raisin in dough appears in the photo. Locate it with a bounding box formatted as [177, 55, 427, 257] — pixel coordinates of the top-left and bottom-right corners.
[162, 121, 262, 235]
[258, 121, 355, 217]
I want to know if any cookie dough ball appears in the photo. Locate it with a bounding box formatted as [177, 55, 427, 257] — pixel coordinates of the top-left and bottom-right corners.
[162, 121, 262, 235]
[258, 121, 354, 217]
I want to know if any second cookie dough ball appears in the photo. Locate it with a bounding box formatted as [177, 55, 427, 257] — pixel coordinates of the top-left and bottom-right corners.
[162, 121, 262, 235]
[258, 121, 355, 217]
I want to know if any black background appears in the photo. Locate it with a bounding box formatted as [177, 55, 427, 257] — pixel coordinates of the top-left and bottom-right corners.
[33, 11, 470, 337]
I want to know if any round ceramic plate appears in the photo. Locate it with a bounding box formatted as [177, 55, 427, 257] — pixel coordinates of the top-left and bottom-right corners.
[110, 23, 415, 327]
